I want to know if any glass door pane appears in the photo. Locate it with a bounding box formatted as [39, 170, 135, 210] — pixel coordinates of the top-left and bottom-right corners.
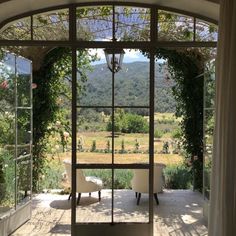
[0, 52, 32, 225]
[0, 53, 16, 217]
[203, 60, 215, 200]
[73, 46, 153, 236]
[16, 55, 32, 207]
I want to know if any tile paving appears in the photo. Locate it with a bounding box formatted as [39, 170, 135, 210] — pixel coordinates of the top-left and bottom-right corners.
[11, 190, 208, 236]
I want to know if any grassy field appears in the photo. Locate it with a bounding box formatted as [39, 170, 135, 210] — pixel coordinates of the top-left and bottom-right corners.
[42, 113, 185, 190]
[77, 131, 177, 152]
[57, 151, 183, 165]
[47, 113, 183, 166]
[54, 130, 183, 166]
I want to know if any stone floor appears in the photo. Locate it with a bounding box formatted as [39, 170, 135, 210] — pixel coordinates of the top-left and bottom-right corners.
[11, 190, 208, 236]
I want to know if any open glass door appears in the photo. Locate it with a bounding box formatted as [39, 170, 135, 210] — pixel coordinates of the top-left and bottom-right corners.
[71, 48, 154, 236]
[0, 52, 32, 235]
[203, 59, 216, 223]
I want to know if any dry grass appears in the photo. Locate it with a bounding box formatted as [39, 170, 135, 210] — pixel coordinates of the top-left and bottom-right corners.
[77, 131, 175, 152]
[48, 129, 183, 166]
[55, 151, 183, 165]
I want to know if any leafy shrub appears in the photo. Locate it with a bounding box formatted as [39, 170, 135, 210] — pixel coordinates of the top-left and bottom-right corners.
[162, 141, 170, 154]
[119, 139, 126, 154]
[0, 112, 15, 145]
[163, 164, 193, 189]
[90, 140, 96, 152]
[38, 160, 64, 190]
[107, 109, 148, 133]
[0, 149, 15, 204]
[123, 113, 148, 133]
[154, 130, 163, 138]
[134, 139, 140, 151]
[114, 170, 133, 189]
[84, 169, 133, 189]
[157, 118, 175, 125]
[106, 109, 125, 132]
[163, 128, 171, 133]
[105, 140, 111, 153]
[171, 128, 182, 139]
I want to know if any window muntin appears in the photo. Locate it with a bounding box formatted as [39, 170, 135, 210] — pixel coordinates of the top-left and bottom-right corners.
[0, 6, 217, 43]
[0, 52, 32, 217]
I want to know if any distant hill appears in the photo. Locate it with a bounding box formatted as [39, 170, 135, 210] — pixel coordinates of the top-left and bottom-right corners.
[78, 62, 176, 113]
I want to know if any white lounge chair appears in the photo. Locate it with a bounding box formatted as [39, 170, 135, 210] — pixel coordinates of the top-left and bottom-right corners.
[63, 160, 103, 205]
[131, 163, 165, 205]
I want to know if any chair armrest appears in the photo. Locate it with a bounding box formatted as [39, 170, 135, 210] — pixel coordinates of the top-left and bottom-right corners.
[86, 176, 103, 187]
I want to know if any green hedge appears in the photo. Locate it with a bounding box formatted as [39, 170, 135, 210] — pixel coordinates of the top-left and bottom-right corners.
[107, 110, 148, 133]
[163, 164, 193, 189]
[84, 169, 133, 189]
[38, 160, 64, 190]
[38, 162, 193, 191]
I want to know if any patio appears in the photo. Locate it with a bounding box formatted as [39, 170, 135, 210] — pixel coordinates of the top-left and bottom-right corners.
[12, 189, 208, 236]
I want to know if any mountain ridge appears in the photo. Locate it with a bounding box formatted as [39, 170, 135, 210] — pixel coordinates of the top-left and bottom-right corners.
[79, 61, 176, 113]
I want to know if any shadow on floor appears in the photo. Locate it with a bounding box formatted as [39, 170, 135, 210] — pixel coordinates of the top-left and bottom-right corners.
[50, 224, 71, 234]
[50, 200, 71, 210]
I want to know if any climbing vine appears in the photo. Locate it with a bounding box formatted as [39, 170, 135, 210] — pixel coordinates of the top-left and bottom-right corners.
[155, 48, 205, 191]
[32, 47, 95, 191]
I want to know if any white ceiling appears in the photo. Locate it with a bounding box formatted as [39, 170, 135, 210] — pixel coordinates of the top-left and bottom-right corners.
[0, 0, 220, 26]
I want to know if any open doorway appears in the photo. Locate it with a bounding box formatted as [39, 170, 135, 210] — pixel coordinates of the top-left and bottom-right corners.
[0, 3, 217, 236]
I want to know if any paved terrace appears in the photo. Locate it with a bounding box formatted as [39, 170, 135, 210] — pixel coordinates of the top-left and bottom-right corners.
[12, 190, 208, 236]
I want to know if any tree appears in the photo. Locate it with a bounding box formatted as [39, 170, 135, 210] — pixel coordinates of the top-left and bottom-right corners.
[107, 109, 149, 134]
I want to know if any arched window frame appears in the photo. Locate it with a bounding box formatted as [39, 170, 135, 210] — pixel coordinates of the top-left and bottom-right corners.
[0, 2, 218, 48]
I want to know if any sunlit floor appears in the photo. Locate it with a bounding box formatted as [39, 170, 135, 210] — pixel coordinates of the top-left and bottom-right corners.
[11, 190, 208, 236]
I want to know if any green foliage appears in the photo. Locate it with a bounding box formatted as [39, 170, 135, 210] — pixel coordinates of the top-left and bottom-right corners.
[163, 164, 193, 189]
[0, 149, 15, 204]
[171, 128, 182, 139]
[32, 47, 96, 191]
[120, 139, 126, 154]
[38, 159, 64, 190]
[0, 112, 15, 145]
[153, 48, 205, 191]
[81, 62, 176, 113]
[106, 140, 111, 153]
[134, 139, 140, 151]
[124, 113, 149, 133]
[162, 142, 170, 154]
[84, 169, 133, 189]
[114, 170, 133, 189]
[107, 109, 148, 133]
[154, 130, 163, 138]
[78, 109, 106, 132]
[91, 140, 97, 152]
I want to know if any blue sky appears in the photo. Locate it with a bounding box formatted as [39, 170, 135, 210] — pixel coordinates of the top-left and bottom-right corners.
[89, 49, 165, 65]
[89, 49, 149, 65]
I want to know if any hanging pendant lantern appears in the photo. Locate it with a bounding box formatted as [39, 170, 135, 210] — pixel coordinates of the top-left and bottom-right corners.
[104, 48, 125, 73]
